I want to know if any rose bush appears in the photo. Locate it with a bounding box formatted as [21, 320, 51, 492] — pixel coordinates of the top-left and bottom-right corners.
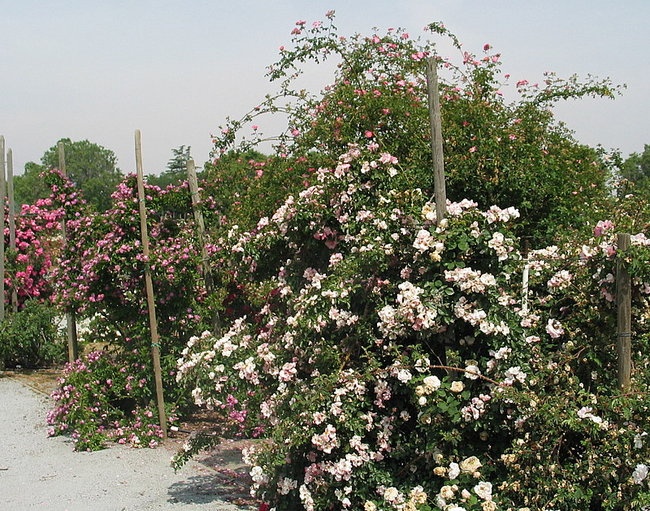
[3, 195, 66, 308]
[47, 349, 172, 451]
[212, 13, 621, 246]
[175, 142, 650, 510]
[43, 171, 219, 447]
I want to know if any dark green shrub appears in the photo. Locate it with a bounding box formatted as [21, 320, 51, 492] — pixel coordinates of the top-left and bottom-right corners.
[0, 301, 67, 368]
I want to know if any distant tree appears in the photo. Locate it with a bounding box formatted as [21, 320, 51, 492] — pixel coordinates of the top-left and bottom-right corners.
[15, 138, 123, 212]
[620, 144, 650, 195]
[147, 145, 193, 189]
[43, 138, 122, 212]
[13, 162, 51, 207]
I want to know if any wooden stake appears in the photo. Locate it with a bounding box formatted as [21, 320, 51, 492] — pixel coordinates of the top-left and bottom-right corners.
[0, 136, 5, 323]
[134, 130, 167, 438]
[186, 159, 220, 334]
[521, 241, 531, 314]
[426, 56, 447, 222]
[616, 233, 632, 390]
[7, 149, 17, 312]
[58, 142, 79, 362]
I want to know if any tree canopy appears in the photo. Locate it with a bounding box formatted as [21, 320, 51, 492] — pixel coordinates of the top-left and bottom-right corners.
[621, 144, 650, 196]
[15, 138, 123, 212]
[146, 145, 193, 189]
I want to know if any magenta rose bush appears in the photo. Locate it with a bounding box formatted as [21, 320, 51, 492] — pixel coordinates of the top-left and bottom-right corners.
[47, 349, 168, 451]
[42, 171, 219, 448]
[1, 170, 82, 367]
[2, 167, 82, 308]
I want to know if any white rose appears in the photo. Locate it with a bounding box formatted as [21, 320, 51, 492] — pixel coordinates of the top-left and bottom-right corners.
[450, 381, 464, 393]
[473, 481, 492, 500]
[460, 456, 482, 474]
[448, 462, 461, 480]
[423, 375, 441, 391]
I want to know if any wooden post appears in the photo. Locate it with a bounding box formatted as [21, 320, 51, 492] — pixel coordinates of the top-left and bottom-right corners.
[616, 233, 632, 390]
[186, 159, 220, 334]
[134, 130, 167, 438]
[426, 56, 447, 222]
[0, 136, 5, 324]
[58, 142, 79, 362]
[521, 238, 531, 314]
[7, 149, 17, 312]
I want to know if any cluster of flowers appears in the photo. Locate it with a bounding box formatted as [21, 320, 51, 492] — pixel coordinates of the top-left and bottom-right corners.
[47, 350, 166, 451]
[176, 143, 599, 509]
[174, 138, 650, 510]
[3, 197, 66, 307]
[47, 173, 212, 341]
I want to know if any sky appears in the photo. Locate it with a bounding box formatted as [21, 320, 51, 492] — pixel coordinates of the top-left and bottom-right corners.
[1, 0, 649, 176]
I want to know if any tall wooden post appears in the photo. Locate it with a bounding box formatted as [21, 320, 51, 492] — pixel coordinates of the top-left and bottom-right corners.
[426, 56, 447, 222]
[186, 159, 220, 334]
[521, 238, 531, 314]
[7, 149, 17, 312]
[58, 142, 79, 362]
[134, 130, 167, 438]
[0, 136, 5, 324]
[616, 233, 632, 390]
[0, 138, 4, 371]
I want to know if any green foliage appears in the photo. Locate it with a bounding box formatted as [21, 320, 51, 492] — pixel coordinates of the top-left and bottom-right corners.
[203, 149, 325, 233]
[15, 138, 124, 212]
[0, 301, 66, 368]
[212, 15, 622, 245]
[620, 144, 650, 197]
[47, 349, 172, 451]
[13, 161, 51, 208]
[147, 145, 193, 189]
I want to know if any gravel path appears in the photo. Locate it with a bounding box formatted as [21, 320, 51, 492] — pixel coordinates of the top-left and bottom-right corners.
[0, 375, 251, 511]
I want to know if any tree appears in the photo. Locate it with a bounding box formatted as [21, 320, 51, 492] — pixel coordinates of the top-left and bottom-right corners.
[147, 145, 193, 189]
[620, 144, 650, 196]
[15, 138, 123, 212]
[13, 162, 51, 207]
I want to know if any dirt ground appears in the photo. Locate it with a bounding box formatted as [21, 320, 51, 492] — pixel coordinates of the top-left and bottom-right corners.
[2, 368, 259, 509]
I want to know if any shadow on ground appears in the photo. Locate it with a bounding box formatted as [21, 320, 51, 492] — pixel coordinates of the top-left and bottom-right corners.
[168, 471, 254, 507]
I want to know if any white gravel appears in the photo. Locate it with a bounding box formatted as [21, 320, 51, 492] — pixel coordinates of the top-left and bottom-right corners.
[0, 376, 249, 511]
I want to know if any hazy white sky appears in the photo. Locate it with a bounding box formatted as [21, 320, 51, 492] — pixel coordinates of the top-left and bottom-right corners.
[2, 0, 648, 175]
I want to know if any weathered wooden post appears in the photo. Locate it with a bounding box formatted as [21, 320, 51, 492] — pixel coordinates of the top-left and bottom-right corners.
[426, 56, 449, 369]
[521, 238, 531, 314]
[186, 158, 220, 334]
[616, 233, 632, 390]
[134, 130, 167, 438]
[0, 138, 5, 371]
[58, 142, 79, 362]
[0, 136, 5, 324]
[426, 56, 447, 222]
[7, 149, 17, 312]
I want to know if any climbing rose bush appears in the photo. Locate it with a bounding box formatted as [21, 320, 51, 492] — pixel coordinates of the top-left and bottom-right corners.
[175, 144, 650, 510]
[47, 349, 168, 451]
[212, 12, 621, 246]
[2, 167, 87, 309]
[44, 170, 218, 447]
[48, 173, 216, 355]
